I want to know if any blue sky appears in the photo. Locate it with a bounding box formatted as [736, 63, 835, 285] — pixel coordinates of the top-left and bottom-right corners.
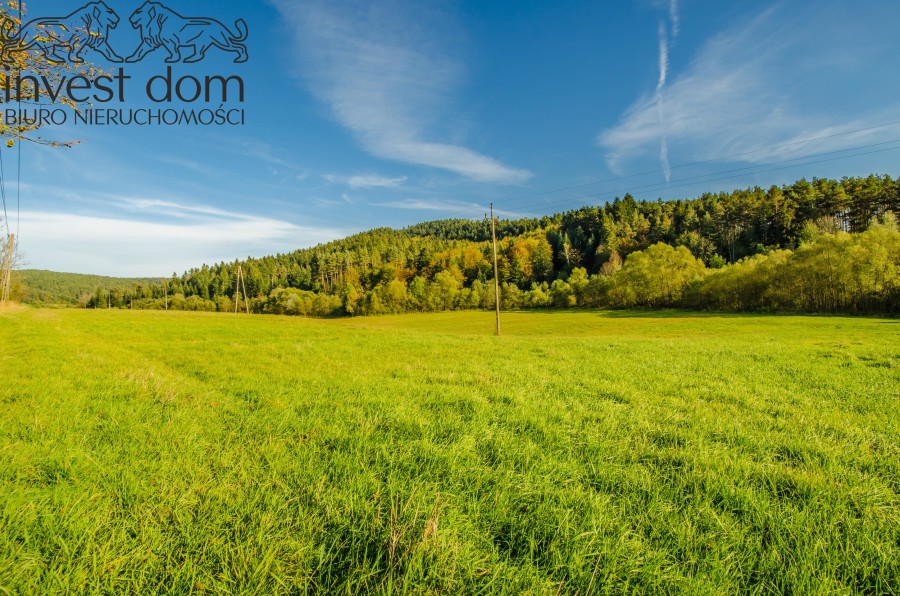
[6, 0, 900, 276]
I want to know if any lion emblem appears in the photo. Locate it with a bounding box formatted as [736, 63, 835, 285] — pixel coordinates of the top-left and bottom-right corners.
[125, 2, 248, 64]
[0, 1, 123, 64]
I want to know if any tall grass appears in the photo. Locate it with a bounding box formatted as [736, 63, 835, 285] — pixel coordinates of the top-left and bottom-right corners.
[1, 309, 898, 593]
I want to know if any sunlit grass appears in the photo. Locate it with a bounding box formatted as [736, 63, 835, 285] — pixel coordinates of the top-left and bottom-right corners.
[1, 308, 898, 593]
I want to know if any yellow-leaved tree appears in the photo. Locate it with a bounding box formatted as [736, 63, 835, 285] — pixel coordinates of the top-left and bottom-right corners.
[1, 0, 111, 147]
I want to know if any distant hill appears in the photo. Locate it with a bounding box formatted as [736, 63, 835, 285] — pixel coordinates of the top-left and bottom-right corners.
[12, 270, 156, 306]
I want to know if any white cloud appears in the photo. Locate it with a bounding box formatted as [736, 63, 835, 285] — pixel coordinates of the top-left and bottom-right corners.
[669, 0, 679, 38]
[348, 174, 406, 189]
[376, 199, 483, 213]
[113, 197, 249, 219]
[375, 198, 524, 218]
[271, 0, 531, 184]
[16, 199, 347, 277]
[598, 7, 900, 174]
[324, 173, 408, 189]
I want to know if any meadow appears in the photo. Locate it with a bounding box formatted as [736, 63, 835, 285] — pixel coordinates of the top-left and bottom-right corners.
[0, 308, 898, 594]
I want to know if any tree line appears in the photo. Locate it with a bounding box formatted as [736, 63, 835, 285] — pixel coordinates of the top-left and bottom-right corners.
[82, 175, 900, 315]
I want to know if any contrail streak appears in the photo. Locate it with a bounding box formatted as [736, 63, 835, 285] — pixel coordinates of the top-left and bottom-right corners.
[669, 0, 680, 38]
[656, 21, 671, 182]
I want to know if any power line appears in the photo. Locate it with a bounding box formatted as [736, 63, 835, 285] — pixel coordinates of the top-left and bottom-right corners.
[512, 145, 900, 215]
[504, 138, 900, 214]
[509, 144, 900, 216]
[16, 0, 22, 242]
[0, 146, 9, 238]
[508, 137, 900, 212]
[16, 140, 20, 240]
[492, 120, 900, 206]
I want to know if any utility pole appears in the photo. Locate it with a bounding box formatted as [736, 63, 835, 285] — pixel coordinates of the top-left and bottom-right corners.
[163, 279, 168, 311]
[234, 264, 241, 314]
[0, 234, 14, 303]
[234, 264, 250, 314]
[241, 266, 250, 314]
[490, 204, 501, 337]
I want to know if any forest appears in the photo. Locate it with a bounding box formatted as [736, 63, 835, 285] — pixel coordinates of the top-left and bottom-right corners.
[67, 174, 899, 315]
[11, 270, 153, 306]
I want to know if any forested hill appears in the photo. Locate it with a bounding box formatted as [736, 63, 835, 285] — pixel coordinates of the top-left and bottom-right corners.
[74, 174, 899, 315]
[12, 270, 154, 306]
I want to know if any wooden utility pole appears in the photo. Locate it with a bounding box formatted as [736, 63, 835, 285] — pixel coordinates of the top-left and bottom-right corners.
[234, 264, 250, 314]
[240, 267, 250, 314]
[490, 204, 501, 336]
[163, 280, 168, 311]
[0, 233, 13, 303]
[234, 265, 241, 313]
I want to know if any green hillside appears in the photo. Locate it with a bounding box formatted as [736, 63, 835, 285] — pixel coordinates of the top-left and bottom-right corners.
[12, 270, 156, 306]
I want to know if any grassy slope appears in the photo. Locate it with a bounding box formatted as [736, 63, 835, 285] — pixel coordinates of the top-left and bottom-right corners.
[0, 309, 898, 594]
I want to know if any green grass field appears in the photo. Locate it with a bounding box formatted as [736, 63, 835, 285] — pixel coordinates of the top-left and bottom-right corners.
[1, 308, 898, 594]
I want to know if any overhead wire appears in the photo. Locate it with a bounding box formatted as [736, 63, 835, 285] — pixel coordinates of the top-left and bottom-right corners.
[501, 138, 900, 215]
[531, 145, 900, 215]
[0, 0, 22, 242]
[16, 140, 21, 241]
[490, 120, 900, 207]
[506, 145, 900, 216]
[15, 0, 22, 244]
[0, 143, 9, 238]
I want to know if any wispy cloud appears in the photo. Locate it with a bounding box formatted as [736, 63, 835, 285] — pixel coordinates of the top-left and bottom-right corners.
[376, 199, 483, 213]
[235, 139, 309, 178]
[271, 0, 532, 184]
[113, 197, 251, 220]
[349, 174, 406, 189]
[324, 173, 408, 189]
[374, 198, 524, 218]
[651, 0, 680, 182]
[154, 155, 220, 177]
[669, 0, 679, 38]
[599, 6, 900, 174]
[17, 198, 347, 277]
